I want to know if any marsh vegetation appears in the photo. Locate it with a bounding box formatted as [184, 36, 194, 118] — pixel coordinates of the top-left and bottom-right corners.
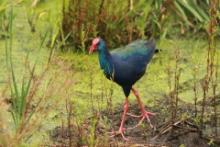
[0, 0, 219, 146]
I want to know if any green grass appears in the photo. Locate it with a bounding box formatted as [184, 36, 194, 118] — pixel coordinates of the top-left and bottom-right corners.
[0, 1, 220, 146]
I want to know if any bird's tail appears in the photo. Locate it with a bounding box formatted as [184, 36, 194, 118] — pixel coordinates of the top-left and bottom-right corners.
[145, 38, 156, 51]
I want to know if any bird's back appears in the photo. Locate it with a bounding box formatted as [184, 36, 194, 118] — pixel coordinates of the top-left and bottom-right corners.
[111, 39, 155, 61]
[110, 39, 156, 86]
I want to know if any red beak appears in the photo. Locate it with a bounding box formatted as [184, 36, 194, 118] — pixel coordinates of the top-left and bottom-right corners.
[89, 45, 96, 54]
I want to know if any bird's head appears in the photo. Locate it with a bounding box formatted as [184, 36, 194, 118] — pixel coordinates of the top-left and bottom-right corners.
[89, 37, 105, 54]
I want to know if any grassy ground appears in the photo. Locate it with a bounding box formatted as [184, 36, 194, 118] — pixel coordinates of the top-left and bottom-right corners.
[0, 2, 220, 146]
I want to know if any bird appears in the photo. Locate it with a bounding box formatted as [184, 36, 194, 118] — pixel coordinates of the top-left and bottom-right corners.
[89, 37, 156, 140]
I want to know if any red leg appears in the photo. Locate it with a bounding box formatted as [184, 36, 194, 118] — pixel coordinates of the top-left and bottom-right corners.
[110, 97, 129, 141]
[130, 87, 155, 129]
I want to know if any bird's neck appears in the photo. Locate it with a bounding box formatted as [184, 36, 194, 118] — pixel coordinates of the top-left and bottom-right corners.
[98, 47, 113, 76]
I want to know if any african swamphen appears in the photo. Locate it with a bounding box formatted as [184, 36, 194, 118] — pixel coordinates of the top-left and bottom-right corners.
[89, 37, 156, 140]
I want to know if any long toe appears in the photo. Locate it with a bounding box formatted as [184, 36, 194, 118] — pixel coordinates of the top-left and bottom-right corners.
[143, 111, 156, 116]
[129, 110, 156, 130]
[126, 112, 142, 118]
[142, 111, 155, 128]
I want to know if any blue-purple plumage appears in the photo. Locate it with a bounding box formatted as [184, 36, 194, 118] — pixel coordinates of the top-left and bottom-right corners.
[97, 38, 156, 97]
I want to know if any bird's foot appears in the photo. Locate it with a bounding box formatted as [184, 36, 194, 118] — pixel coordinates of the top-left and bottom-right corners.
[126, 113, 141, 118]
[109, 127, 129, 141]
[129, 110, 155, 130]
